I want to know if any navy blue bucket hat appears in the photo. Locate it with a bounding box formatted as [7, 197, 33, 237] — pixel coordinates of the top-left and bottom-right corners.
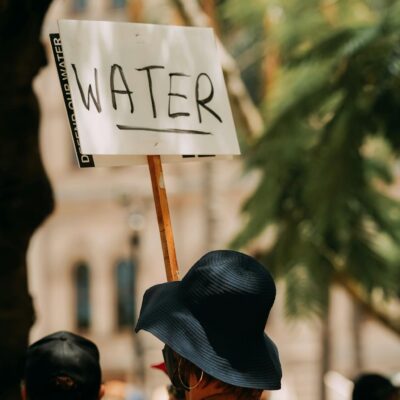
[135, 250, 282, 390]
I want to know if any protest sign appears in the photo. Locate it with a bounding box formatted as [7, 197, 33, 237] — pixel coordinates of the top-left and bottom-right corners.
[56, 20, 240, 161]
[51, 20, 241, 281]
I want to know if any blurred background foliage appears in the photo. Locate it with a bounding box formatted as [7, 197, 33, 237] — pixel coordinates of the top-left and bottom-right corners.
[211, 0, 400, 330]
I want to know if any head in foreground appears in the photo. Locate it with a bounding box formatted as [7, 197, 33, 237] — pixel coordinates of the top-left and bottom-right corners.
[353, 373, 399, 400]
[136, 250, 282, 400]
[22, 331, 104, 400]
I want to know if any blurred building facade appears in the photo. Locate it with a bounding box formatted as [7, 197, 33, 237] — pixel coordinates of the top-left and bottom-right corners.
[27, 1, 399, 400]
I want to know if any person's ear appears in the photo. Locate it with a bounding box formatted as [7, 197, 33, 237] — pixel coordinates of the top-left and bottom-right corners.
[20, 383, 27, 400]
[98, 384, 106, 399]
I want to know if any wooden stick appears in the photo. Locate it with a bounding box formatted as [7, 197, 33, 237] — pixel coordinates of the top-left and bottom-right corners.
[147, 155, 180, 282]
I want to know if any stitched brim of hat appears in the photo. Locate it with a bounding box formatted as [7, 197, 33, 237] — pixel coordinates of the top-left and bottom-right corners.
[136, 281, 282, 390]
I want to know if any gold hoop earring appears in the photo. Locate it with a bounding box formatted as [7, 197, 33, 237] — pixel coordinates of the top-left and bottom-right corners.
[178, 358, 204, 391]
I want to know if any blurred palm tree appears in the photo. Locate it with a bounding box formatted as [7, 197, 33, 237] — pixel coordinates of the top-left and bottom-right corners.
[214, 3, 400, 397]
[225, 0, 400, 333]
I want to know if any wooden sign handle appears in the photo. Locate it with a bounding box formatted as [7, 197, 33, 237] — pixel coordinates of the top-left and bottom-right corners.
[147, 155, 180, 282]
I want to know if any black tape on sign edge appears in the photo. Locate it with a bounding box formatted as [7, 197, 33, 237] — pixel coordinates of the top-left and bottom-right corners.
[49, 33, 95, 168]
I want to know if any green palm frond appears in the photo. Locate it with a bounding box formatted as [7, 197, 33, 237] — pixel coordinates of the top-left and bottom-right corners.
[225, 0, 400, 319]
[346, 228, 398, 296]
[364, 156, 393, 184]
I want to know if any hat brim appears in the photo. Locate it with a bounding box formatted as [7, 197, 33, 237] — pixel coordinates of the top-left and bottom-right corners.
[136, 281, 282, 390]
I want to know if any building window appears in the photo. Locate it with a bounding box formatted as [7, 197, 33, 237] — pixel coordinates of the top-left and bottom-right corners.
[116, 259, 135, 328]
[75, 262, 91, 329]
[73, 0, 87, 12]
[112, 0, 126, 9]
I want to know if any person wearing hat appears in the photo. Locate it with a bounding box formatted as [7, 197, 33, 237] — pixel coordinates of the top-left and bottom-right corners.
[22, 331, 105, 400]
[352, 373, 399, 400]
[136, 250, 282, 400]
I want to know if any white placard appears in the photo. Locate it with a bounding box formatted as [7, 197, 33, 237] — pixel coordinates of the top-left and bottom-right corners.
[57, 20, 240, 156]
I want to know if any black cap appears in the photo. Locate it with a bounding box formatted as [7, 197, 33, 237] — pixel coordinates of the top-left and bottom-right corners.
[353, 373, 398, 400]
[24, 331, 101, 400]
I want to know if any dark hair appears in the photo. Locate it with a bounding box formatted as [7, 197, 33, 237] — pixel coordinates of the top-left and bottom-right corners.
[177, 354, 263, 400]
[167, 384, 185, 400]
[353, 373, 398, 400]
